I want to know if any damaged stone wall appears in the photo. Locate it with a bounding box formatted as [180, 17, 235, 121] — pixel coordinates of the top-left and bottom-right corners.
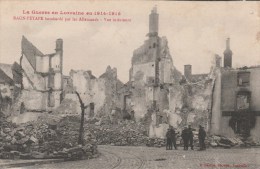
[128, 26, 217, 138]
[18, 55, 60, 113]
[131, 73, 147, 120]
[147, 59, 218, 138]
[210, 68, 236, 137]
[56, 66, 123, 118]
[11, 62, 23, 101]
[158, 37, 174, 84]
[211, 67, 260, 142]
[21, 56, 46, 90]
[4, 37, 65, 124]
[129, 36, 177, 122]
[98, 66, 124, 117]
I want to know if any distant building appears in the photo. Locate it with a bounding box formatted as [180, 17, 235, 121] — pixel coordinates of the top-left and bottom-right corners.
[0, 64, 14, 112]
[0, 64, 14, 97]
[0, 62, 22, 113]
[59, 66, 123, 117]
[183, 64, 208, 82]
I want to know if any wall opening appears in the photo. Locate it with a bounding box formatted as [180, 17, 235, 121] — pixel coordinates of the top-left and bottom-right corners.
[156, 115, 163, 126]
[229, 91, 256, 138]
[237, 72, 250, 87]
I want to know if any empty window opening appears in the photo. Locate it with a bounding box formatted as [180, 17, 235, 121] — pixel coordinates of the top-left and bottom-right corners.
[237, 72, 250, 86]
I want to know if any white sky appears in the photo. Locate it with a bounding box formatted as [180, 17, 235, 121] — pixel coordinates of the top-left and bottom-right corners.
[0, 1, 260, 83]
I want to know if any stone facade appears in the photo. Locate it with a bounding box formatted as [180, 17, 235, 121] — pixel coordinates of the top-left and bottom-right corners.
[128, 7, 176, 123]
[124, 7, 214, 138]
[17, 36, 63, 114]
[210, 38, 260, 142]
[210, 66, 260, 142]
[56, 66, 123, 118]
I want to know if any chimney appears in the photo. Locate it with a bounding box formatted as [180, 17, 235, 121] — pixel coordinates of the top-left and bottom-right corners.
[55, 38, 63, 75]
[184, 65, 192, 78]
[223, 38, 232, 68]
[55, 38, 63, 51]
[149, 6, 159, 36]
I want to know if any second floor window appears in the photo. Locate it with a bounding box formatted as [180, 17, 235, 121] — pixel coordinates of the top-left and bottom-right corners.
[237, 72, 250, 86]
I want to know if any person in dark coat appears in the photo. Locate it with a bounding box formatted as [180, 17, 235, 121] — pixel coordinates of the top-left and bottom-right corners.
[188, 125, 194, 150]
[170, 126, 177, 150]
[181, 127, 189, 150]
[166, 128, 173, 150]
[198, 125, 206, 150]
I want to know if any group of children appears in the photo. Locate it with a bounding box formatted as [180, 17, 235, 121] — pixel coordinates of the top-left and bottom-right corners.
[166, 125, 206, 151]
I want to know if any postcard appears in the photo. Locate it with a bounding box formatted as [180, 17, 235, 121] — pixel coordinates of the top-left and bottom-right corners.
[0, 1, 259, 169]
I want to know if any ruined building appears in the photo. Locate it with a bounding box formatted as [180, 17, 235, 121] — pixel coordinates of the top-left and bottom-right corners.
[127, 6, 178, 120]
[223, 38, 232, 68]
[117, 7, 220, 138]
[8, 37, 64, 122]
[123, 7, 191, 138]
[6, 38, 124, 120]
[56, 66, 124, 120]
[210, 38, 260, 142]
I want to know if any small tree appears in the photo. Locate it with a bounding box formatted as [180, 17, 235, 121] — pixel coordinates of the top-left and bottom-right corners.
[75, 91, 88, 145]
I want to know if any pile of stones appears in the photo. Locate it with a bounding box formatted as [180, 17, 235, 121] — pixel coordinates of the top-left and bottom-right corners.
[209, 135, 260, 148]
[0, 114, 98, 160]
[86, 120, 149, 146]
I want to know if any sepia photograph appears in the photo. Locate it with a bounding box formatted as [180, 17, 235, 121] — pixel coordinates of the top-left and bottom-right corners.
[0, 1, 260, 168]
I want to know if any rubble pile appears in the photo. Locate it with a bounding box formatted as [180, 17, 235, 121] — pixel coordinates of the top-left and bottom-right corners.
[146, 138, 166, 147]
[86, 120, 149, 146]
[209, 135, 260, 148]
[56, 116, 82, 148]
[0, 114, 98, 160]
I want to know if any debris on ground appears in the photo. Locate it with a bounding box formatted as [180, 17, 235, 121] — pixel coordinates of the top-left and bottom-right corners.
[0, 113, 98, 160]
[208, 135, 260, 148]
[1, 110, 259, 161]
[86, 119, 149, 146]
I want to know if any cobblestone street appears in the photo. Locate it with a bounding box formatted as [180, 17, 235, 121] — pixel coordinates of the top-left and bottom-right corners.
[13, 146, 260, 169]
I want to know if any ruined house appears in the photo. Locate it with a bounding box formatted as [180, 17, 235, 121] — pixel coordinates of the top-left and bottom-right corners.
[56, 66, 124, 119]
[127, 7, 178, 120]
[122, 7, 185, 138]
[10, 36, 64, 123]
[210, 38, 260, 142]
[122, 7, 219, 138]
